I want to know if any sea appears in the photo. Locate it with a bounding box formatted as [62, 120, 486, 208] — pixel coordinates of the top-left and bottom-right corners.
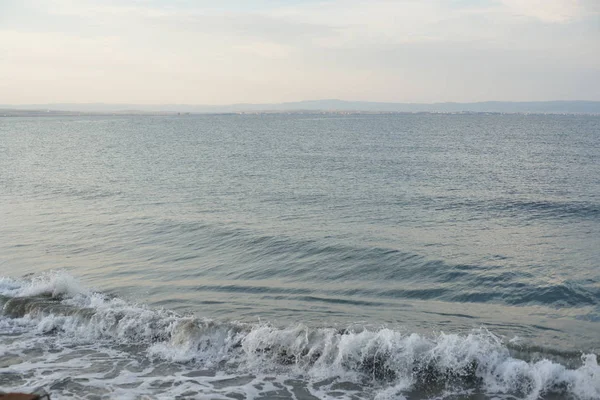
[0, 113, 599, 400]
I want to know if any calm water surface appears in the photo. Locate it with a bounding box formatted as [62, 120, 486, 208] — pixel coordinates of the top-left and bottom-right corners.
[1, 114, 599, 399]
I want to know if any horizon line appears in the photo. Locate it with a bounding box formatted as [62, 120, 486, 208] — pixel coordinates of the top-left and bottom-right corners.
[3, 99, 600, 107]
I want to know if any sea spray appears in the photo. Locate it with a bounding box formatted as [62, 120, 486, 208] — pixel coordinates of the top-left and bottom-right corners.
[1, 272, 599, 399]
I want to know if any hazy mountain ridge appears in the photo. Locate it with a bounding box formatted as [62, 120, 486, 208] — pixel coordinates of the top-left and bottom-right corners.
[2, 100, 600, 114]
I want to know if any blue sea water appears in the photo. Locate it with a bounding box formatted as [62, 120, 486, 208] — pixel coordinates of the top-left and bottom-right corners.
[0, 113, 599, 399]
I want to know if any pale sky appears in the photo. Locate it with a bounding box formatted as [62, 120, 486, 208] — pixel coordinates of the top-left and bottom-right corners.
[1, 0, 599, 104]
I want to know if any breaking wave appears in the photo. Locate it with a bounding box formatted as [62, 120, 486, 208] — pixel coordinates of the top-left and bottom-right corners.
[1, 272, 599, 400]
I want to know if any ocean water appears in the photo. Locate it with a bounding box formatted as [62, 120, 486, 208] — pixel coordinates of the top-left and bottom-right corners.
[0, 113, 599, 400]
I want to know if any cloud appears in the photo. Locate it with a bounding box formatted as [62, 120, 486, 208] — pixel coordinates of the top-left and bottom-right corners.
[0, 0, 598, 103]
[235, 41, 292, 59]
[499, 0, 598, 23]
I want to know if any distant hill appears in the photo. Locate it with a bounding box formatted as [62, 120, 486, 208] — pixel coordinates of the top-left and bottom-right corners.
[2, 100, 600, 115]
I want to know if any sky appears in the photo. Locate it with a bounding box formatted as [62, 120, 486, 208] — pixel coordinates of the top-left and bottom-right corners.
[1, 0, 599, 104]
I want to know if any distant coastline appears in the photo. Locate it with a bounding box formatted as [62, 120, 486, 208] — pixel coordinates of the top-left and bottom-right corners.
[2, 100, 600, 116]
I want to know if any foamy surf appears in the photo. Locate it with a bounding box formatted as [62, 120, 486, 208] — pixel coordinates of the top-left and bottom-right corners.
[1, 272, 599, 399]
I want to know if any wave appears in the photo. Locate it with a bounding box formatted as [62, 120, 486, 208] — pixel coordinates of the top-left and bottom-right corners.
[1, 272, 599, 400]
[137, 219, 600, 308]
[440, 197, 600, 221]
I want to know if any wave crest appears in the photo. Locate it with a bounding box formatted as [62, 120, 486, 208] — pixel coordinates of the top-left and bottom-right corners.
[1, 272, 599, 400]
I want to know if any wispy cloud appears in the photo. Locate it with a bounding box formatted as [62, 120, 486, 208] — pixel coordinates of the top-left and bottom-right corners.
[500, 0, 598, 23]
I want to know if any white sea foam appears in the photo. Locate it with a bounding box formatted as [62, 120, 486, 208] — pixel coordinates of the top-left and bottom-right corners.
[1, 272, 599, 400]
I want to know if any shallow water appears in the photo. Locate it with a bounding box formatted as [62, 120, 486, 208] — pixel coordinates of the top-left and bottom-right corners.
[1, 114, 599, 399]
